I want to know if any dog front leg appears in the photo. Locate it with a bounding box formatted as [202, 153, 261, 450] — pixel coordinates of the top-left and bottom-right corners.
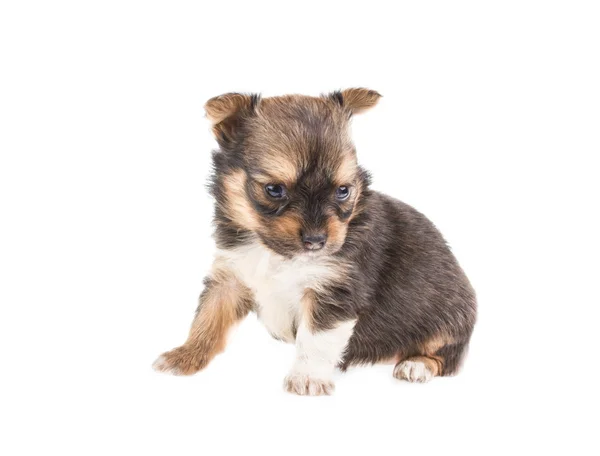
[284, 292, 356, 395]
[153, 264, 252, 375]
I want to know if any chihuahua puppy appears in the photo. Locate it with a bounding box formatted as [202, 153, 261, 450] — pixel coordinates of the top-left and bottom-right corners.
[153, 89, 477, 395]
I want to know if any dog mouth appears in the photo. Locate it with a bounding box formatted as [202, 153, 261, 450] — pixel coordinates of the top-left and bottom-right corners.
[301, 248, 329, 258]
[294, 239, 345, 259]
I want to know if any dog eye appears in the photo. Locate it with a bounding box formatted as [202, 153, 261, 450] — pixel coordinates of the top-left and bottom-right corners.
[335, 186, 350, 200]
[265, 184, 286, 199]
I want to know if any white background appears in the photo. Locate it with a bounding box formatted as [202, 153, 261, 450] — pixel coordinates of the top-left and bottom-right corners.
[1, 1, 599, 455]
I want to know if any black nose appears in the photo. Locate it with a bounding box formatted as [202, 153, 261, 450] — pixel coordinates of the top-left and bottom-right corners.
[302, 232, 327, 251]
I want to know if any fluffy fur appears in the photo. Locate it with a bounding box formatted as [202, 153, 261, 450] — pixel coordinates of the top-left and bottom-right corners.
[153, 88, 477, 395]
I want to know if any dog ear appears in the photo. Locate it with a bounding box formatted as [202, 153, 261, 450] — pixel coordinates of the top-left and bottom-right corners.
[204, 93, 261, 142]
[328, 88, 382, 115]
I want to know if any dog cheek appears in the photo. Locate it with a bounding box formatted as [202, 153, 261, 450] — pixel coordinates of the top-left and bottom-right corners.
[222, 170, 261, 231]
[268, 214, 304, 247]
[327, 216, 349, 249]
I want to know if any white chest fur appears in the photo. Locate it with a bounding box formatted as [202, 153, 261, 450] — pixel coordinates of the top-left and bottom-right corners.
[216, 242, 337, 342]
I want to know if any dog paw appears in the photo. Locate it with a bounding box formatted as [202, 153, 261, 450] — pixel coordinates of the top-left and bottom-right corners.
[283, 374, 335, 396]
[152, 345, 208, 376]
[393, 359, 434, 383]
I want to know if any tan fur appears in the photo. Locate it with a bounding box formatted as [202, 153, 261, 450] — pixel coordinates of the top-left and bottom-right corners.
[252, 159, 298, 186]
[205, 93, 253, 125]
[419, 333, 454, 356]
[221, 170, 260, 230]
[341, 88, 382, 114]
[326, 216, 349, 251]
[334, 154, 358, 185]
[270, 212, 304, 240]
[153, 266, 252, 375]
[300, 289, 317, 331]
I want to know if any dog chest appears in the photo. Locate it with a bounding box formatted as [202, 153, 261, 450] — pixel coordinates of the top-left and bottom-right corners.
[216, 243, 333, 342]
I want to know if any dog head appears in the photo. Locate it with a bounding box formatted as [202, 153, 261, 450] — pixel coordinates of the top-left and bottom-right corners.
[206, 89, 381, 257]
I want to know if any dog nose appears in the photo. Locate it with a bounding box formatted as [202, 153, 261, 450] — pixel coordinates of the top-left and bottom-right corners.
[302, 232, 327, 251]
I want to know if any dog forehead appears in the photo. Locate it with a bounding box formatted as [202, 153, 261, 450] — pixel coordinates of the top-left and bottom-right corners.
[258, 94, 342, 121]
[248, 153, 357, 189]
[244, 96, 353, 183]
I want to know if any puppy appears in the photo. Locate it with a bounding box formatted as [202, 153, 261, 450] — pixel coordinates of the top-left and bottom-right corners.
[153, 88, 477, 395]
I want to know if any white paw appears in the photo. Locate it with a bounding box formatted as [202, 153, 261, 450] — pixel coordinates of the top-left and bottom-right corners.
[283, 374, 335, 396]
[394, 360, 434, 383]
[152, 355, 181, 375]
[152, 346, 209, 376]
